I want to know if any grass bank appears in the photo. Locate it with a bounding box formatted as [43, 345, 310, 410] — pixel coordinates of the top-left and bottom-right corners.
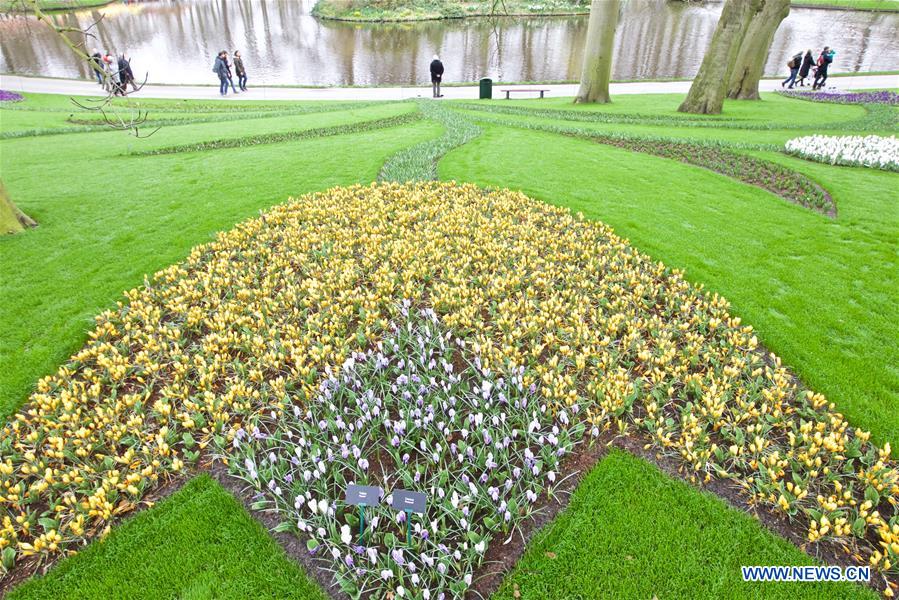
[792, 0, 899, 11]
[312, 0, 589, 21]
[0, 0, 113, 11]
[311, 0, 899, 21]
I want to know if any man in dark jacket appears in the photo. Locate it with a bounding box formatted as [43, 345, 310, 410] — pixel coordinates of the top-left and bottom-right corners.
[214, 51, 229, 96]
[782, 51, 803, 89]
[813, 47, 835, 90]
[118, 54, 137, 93]
[89, 49, 103, 85]
[797, 50, 814, 87]
[430, 55, 444, 98]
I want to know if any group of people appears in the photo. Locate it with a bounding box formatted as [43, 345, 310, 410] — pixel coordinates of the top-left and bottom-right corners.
[782, 47, 836, 90]
[89, 49, 137, 96]
[213, 50, 248, 95]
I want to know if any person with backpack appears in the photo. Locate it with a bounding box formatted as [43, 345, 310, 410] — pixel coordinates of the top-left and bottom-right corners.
[797, 49, 814, 87]
[213, 50, 229, 96]
[430, 55, 444, 98]
[233, 50, 247, 91]
[782, 50, 803, 89]
[813, 47, 835, 90]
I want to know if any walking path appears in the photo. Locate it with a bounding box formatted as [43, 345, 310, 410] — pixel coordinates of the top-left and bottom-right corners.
[1, 73, 896, 102]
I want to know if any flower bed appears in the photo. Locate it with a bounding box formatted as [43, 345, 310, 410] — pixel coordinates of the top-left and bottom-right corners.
[779, 89, 899, 106]
[0, 90, 24, 103]
[785, 134, 899, 171]
[0, 183, 895, 592]
[223, 308, 584, 598]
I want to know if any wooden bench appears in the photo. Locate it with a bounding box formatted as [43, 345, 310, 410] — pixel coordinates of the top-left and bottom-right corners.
[500, 88, 550, 99]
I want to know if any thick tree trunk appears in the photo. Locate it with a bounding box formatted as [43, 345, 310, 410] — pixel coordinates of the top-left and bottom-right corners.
[678, 0, 761, 114]
[574, 0, 622, 104]
[0, 182, 37, 235]
[727, 0, 790, 100]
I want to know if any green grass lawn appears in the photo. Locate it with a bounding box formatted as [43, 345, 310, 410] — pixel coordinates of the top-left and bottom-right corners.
[1, 89, 895, 597]
[6, 475, 327, 600]
[494, 450, 875, 599]
[440, 95, 899, 448]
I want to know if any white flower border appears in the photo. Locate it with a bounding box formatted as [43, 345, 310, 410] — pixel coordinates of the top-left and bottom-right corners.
[785, 134, 899, 171]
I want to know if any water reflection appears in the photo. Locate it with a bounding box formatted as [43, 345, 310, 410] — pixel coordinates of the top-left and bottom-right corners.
[0, 0, 896, 86]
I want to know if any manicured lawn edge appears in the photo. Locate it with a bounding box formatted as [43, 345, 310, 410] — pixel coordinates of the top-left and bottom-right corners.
[493, 448, 879, 600]
[209, 462, 347, 600]
[3, 474, 329, 600]
[0, 474, 188, 596]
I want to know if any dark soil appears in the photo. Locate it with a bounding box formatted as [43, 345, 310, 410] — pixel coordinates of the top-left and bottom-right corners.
[467, 432, 615, 599]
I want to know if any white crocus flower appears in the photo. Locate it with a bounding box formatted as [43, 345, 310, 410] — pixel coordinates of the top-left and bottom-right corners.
[785, 134, 898, 170]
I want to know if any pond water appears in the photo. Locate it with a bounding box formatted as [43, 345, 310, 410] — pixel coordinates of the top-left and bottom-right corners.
[1, 0, 897, 86]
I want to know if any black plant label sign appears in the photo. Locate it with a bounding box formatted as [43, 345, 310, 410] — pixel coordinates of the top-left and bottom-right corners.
[392, 489, 427, 514]
[346, 484, 383, 507]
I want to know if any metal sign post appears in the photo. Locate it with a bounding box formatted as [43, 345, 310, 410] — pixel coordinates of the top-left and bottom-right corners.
[391, 489, 427, 546]
[345, 484, 383, 545]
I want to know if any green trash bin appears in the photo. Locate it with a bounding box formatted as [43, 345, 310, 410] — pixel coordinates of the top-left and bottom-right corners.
[479, 77, 492, 100]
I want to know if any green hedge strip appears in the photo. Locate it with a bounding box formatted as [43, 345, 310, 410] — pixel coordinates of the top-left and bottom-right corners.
[132, 111, 422, 156]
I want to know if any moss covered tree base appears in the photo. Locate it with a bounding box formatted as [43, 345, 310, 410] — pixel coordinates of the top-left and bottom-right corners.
[0, 184, 36, 235]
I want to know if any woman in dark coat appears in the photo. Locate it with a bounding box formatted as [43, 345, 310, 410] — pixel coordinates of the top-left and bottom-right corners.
[234, 50, 247, 91]
[430, 55, 444, 98]
[224, 52, 240, 94]
[797, 50, 814, 87]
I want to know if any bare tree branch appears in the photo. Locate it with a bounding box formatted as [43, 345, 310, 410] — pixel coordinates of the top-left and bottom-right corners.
[12, 0, 157, 137]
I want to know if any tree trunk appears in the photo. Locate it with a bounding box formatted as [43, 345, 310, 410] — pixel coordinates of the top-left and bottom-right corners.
[727, 0, 790, 100]
[677, 0, 761, 114]
[574, 0, 622, 104]
[0, 182, 37, 235]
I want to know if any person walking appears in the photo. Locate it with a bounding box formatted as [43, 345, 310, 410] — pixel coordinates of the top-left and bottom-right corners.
[430, 55, 444, 98]
[782, 50, 803, 89]
[89, 49, 103, 85]
[234, 50, 247, 91]
[213, 50, 229, 96]
[223, 51, 240, 94]
[118, 54, 138, 94]
[797, 49, 814, 87]
[813, 47, 835, 90]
